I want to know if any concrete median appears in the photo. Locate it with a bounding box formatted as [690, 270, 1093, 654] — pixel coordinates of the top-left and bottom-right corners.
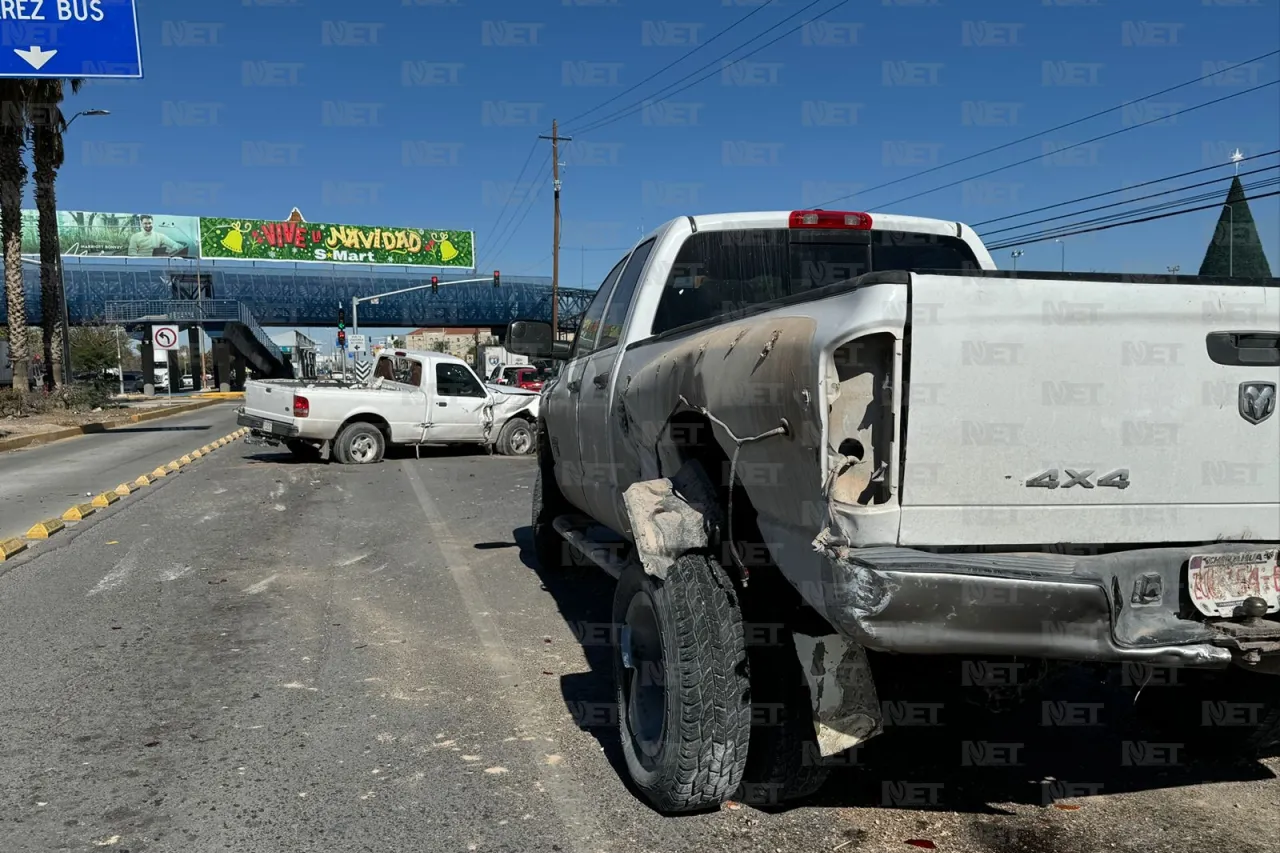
[0, 399, 227, 455]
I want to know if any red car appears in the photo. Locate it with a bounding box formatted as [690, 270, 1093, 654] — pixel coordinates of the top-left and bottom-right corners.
[506, 366, 546, 391]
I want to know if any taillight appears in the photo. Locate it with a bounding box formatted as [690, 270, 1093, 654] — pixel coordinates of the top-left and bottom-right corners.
[293, 395, 310, 417]
[789, 210, 873, 230]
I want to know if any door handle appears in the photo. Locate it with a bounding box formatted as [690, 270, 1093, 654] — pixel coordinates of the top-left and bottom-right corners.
[437, 401, 447, 407]
[567, 380, 581, 392]
[592, 373, 609, 389]
[1207, 331, 1280, 367]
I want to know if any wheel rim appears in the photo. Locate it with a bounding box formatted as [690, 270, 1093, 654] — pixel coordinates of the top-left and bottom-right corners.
[349, 434, 377, 462]
[621, 593, 666, 764]
[509, 426, 533, 454]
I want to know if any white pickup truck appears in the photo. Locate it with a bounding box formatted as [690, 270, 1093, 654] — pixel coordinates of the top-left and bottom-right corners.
[508, 208, 1280, 814]
[238, 349, 540, 462]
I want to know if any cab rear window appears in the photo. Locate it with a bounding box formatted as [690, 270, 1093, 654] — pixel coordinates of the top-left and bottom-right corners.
[651, 228, 980, 336]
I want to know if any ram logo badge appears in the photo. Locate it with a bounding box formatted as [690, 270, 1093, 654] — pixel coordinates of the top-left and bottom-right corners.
[1026, 469, 1130, 490]
[1239, 382, 1276, 425]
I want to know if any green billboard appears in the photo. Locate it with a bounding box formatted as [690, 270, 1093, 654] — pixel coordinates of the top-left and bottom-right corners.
[199, 218, 475, 267]
[22, 210, 200, 258]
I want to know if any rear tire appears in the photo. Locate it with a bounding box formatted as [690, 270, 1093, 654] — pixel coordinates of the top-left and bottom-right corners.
[497, 417, 536, 456]
[1136, 667, 1280, 757]
[334, 422, 385, 465]
[612, 555, 752, 814]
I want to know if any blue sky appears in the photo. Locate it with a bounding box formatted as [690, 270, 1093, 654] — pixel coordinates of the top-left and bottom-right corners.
[45, 0, 1280, 307]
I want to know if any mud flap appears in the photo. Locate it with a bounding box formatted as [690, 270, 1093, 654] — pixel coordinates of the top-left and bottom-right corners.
[620, 460, 724, 581]
[792, 632, 883, 757]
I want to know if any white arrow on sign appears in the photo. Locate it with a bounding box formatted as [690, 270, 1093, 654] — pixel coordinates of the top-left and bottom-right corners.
[15, 47, 57, 70]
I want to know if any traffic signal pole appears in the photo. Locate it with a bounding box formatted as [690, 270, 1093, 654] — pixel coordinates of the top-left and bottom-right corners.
[349, 275, 499, 337]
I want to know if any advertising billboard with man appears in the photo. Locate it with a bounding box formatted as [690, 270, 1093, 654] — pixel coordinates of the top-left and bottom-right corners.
[21, 210, 200, 258]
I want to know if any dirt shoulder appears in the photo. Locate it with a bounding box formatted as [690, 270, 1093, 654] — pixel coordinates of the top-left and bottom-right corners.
[0, 401, 206, 442]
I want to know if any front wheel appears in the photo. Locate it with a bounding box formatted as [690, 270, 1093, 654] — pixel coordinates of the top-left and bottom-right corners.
[612, 555, 752, 814]
[334, 422, 385, 465]
[496, 417, 536, 456]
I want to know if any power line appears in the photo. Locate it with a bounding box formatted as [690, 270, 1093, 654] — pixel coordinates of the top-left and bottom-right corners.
[987, 189, 1280, 251]
[815, 49, 1280, 208]
[476, 139, 541, 271]
[482, 169, 551, 269]
[565, 0, 848, 137]
[871, 80, 1278, 211]
[972, 149, 1280, 227]
[481, 151, 550, 269]
[979, 164, 1279, 238]
[558, 0, 780, 131]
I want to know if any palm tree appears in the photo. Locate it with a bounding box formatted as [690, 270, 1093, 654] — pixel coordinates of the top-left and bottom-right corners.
[29, 78, 82, 388]
[0, 79, 31, 394]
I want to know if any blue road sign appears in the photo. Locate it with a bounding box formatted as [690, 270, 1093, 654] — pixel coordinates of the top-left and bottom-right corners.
[0, 0, 142, 79]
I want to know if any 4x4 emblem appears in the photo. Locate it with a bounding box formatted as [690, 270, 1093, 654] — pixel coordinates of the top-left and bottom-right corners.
[1239, 382, 1276, 425]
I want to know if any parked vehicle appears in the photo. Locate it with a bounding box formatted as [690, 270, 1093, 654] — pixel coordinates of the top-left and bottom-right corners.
[490, 364, 549, 391]
[508, 208, 1280, 814]
[181, 374, 194, 390]
[238, 349, 541, 462]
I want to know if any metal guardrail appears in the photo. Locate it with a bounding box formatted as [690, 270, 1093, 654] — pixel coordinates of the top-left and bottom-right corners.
[104, 300, 284, 364]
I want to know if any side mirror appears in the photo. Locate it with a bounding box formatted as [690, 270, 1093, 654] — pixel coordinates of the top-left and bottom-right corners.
[507, 320, 570, 360]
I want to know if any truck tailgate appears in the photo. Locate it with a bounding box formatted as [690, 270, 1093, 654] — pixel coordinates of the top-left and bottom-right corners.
[243, 381, 299, 425]
[899, 274, 1279, 546]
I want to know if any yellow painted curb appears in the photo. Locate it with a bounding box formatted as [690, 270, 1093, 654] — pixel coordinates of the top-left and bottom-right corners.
[151, 467, 168, 479]
[215, 439, 226, 447]
[180, 454, 193, 465]
[165, 460, 181, 472]
[26, 518, 65, 539]
[92, 491, 121, 508]
[0, 538, 27, 562]
[200, 444, 213, 453]
[133, 475, 151, 487]
[116, 482, 135, 496]
[62, 504, 97, 522]
[191, 449, 204, 458]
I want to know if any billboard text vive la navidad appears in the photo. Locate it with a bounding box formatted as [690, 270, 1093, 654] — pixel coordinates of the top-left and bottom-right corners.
[200, 218, 475, 267]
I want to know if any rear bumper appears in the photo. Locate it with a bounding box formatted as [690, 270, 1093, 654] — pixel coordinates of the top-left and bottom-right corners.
[237, 411, 300, 439]
[816, 543, 1280, 671]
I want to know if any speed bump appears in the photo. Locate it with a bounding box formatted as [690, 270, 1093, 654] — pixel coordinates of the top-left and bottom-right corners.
[26, 518, 65, 539]
[180, 454, 193, 465]
[0, 538, 27, 562]
[115, 483, 134, 496]
[150, 467, 168, 479]
[200, 444, 213, 454]
[191, 449, 204, 458]
[62, 504, 97, 522]
[133, 475, 151, 487]
[165, 460, 181, 472]
[92, 492, 120, 508]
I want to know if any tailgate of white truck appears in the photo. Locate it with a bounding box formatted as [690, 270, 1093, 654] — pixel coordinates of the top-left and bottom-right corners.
[898, 273, 1279, 547]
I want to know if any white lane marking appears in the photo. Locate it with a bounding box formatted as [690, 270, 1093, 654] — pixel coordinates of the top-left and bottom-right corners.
[88, 539, 151, 596]
[337, 554, 369, 567]
[243, 574, 279, 595]
[402, 463, 605, 853]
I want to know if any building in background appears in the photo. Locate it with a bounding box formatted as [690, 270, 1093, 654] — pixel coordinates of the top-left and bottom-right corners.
[404, 327, 497, 361]
[269, 329, 319, 379]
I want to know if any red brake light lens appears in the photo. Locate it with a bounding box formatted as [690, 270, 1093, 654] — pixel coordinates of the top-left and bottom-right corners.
[788, 210, 873, 230]
[293, 394, 310, 417]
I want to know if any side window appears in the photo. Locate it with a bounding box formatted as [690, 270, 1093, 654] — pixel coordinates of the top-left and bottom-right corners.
[436, 363, 486, 397]
[597, 239, 655, 350]
[374, 357, 395, 381]
[572, 256, 628, 359]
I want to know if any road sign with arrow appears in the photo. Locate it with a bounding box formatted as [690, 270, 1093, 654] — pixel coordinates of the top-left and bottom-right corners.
[0, 0, 143, 79]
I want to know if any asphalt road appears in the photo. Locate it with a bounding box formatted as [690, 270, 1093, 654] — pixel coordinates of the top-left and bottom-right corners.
[0, 441, 1275, 853]
[0, 404, 240, 543]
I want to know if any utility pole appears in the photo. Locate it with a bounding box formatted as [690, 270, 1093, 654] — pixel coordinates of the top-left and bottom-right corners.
[539, 120, 572, 338]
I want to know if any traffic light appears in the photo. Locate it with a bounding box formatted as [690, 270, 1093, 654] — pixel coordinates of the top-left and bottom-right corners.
[337, 329, 346, 348]
[431, 275, 439, 294]
[493, 270, 500, 288]
[338, 306, 345, 330]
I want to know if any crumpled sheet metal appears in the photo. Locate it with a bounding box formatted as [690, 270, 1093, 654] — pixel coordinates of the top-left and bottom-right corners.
[621, 459, 724, 579]
[792, 632, 883, 756]
[618, 317, 822, 532]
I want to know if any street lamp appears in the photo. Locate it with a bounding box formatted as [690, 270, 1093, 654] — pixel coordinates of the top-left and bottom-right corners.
[1167, 265, 1180, 275]
[1054, 239, 1065, 272]
[1010, 249, 1024, 272]
[55, 108, 111, 384]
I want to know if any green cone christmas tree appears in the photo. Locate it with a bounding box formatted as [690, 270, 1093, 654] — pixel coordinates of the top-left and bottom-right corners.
[1198, 175, 1273, 277]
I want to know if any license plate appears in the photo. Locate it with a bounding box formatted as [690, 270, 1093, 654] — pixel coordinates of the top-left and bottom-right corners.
[1188, 548, 1280, 617]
